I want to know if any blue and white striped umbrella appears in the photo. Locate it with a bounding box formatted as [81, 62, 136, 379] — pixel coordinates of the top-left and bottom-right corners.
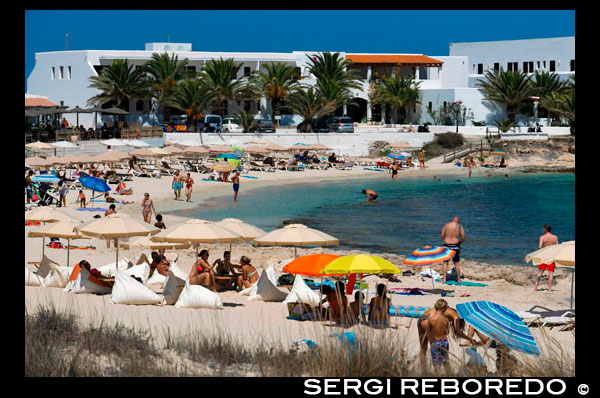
[456, 301, 540, 356]
[32, 175, 61, 184]
[387, 153, 407, 160]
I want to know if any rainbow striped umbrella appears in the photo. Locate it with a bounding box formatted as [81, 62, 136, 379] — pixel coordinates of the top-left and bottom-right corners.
[387, 152, 407, 160]
[404, 245, 456, 288]
[211, 160, 236, 172]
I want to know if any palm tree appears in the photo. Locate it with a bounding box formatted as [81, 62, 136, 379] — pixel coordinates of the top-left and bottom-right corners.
[254, 62, 300, 123]
[286, 86, 337, 132]
[476, 68, 536, 122]
[233, 110, 256, 133]
[371, 75, 421, 124]
[143, 52, 189, 123]
[198, 58, 244, 116]
[541, 91, 575, 134]
[87, 59, 150, 121]
[172, 79, 214, 131]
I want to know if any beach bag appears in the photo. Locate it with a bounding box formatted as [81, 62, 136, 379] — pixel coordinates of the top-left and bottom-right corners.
[174, 280, 223, 309]
[283, 274, 322, 307]
[64, 264, 112, 295]
[26, 267, 44, 286]
[248, 269, 288, 302]
[110, 271, 162, 305]
[43, 264, 73, 288]
[288, 303, 315, 321]
[162, 270, 186, 305]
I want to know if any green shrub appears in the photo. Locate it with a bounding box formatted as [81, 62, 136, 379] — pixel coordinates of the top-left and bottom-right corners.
[436, 132, 464, 149]
[472, 120, 486, 126]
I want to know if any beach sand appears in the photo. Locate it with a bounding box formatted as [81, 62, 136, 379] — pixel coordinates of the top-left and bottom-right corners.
[24, 159, 575, 375]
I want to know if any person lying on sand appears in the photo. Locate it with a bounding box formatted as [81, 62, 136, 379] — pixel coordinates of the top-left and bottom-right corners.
[236, 256, 258, 292]
[368, 283, 391, 329]
[189, 249, 216, 292]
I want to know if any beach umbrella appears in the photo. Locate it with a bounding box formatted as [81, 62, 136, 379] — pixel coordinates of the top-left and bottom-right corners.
[244, 145, 269, 154]
[490, 151, 506, 156]
[64, 106, 92, 127]
[272, 153, 291, 159]
[95, 150, 130, 163]
[150, 219, 242, 256]
[77, 213, 160, 269]
[100, 138, 127, 147]
[288, 143, 309, 151]
[211, 160, 236, 172]
[264, 143, 287, 152]
[25, 207, 73, 260]
[124, 139, 150, 148]
[120, 235, 191, 250]
[163, 145, 186, 155]
[130, 148, 159, 158]
[403, 245, 457, 288]
[216, 153, 239, 161]
[27, 220, 90, 268]
[25, 163, 32, 170]
[283, 254, 342, 277]
[254, 224, 339, 258]
[209, 145, 233, 153]
[215, 218, 266, 240]
[525, 241, 575, 309]
[183, 146, 210, 157]
[230, 147, 244, 158]
[150, 147, 171, 156]
[79, 175, 111, 207]
[71, 154, 99, 165]
[25, 156, 52, 168]
[456, 301, 541, 356]
[31, 174, 61, 184]
[306, 143, 332, 151]
[387, 153, 407, 160]
[26, 141, 55, 151]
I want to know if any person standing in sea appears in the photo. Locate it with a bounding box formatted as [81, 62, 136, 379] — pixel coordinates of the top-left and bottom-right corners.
[533, 224, 559, 292]
[231, 170, 240, 202]
[441, 216, 465, 283]
[390, 161, 399, 181]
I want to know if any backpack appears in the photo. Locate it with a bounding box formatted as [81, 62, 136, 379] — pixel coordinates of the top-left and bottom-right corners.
[278, 273, 295, 286]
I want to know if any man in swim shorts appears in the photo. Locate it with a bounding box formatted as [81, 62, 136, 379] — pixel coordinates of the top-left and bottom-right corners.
[172, 170, 183, 201]
[534, 224, 559, 292]
[420, 299, 452, 375]
[441, 216, 466, 283]
[231, 170, 240, 202]
[362, 189, 378, 202]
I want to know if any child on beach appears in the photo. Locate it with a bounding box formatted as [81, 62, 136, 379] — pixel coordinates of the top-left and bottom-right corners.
[78, 190, 86, 208]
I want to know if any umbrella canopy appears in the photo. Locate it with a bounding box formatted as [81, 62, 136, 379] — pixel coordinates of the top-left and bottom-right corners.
[120, 235, 191, 250]
[306, 143, 332, 151]
[27, 219, 88, 267]
[64, 106, 93, 114]
[321, 254, 400, 275]
[288, 143, 309, 151]
[282, 253, 342, 277]
[150, 147, 171, 156]
[79, 176, 111, 193]
[214, 218, 266, 240]
[272, 153, 291, 159]
[184, 146, 210, 155]
[95, 150, 129, 163]
[248, 139, 274, 145]
[25, 207, 73, 223]
[490, 151, 506, 156]
[524, 241, 575, 268]
[255, 224, 339, 247]
[403, 245, 456, 266]
[216, 153, 239, 160]
[162, 145, 186, 155]
[70, 154, 99, 164]
[100, 138, 127, 147]
[244, 145, 269, 154]
[25, 156, 51, 168]
[124, 139, 150, 148]
[100, 107, 129, 115]
[211, 160, 236, 172]
[456, 301, 541, 356]
[388, 141, 412, 149]
[130, 148, 159, 158]
[31, 174, 61, 184]
[150, 219, 242, 247]
[26, 141, 55, 151]
[52, 141, 78, 149]
[209, 145, 233, 153]
[264, 143, 287, 152]
[387, 153, 408, 160]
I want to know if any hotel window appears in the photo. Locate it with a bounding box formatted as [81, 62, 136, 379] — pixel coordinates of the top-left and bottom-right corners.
[477, 63, 483, 74]
[136, 100, 144, 112]
[536, 61, 541, 70]
[493, 63, 499, 71]
[543, 61, 546, 69]
[549, 60, 556, 72]
[59, 66, 64, 79]
[244, 66, 251, 77]
[51, 67, 55, 80]
[428, 102, 432, 112]
[67, 66, 72, 79]
[570, 60, 575, 71]
[523, 61, 533, 73]
[507, 62, 518, 72]
[443, 101, 447, 110]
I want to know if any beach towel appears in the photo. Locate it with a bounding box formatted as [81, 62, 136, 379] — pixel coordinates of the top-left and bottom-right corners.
[291, 339, 317, 353]
[241, 176, 258, 179]
[110, 271, 162, 306]
[363, 167, 387, 172]
[363, 304, 427, 318]
[330, 331, 358, 345]
[91, 199, 130, 204]
[388, 287, 429, 295]
[76, 207, 108, 212]
[287, 303, 316, 321]
[434, 280, 488, 287]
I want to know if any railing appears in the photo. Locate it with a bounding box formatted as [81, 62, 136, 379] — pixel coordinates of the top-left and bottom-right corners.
[443, 140, 492, 163]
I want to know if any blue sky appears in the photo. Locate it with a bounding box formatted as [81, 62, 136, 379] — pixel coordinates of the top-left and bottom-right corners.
[25, 10, 574, 90]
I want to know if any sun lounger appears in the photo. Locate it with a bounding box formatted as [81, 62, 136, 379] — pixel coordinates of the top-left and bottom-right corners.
[132, 164, 161, 178]
[248, 161, 275, 172]
[517, 305, 575, 329]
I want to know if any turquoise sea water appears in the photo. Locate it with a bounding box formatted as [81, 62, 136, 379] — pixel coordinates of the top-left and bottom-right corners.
[171, 173, 575, 266]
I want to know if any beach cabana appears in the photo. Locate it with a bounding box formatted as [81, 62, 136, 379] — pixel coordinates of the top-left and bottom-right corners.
[27, 220, 90, 268]
[403, 245, 457, 288]
[254, 224, 339, 258]
[525, 241, 575, 309]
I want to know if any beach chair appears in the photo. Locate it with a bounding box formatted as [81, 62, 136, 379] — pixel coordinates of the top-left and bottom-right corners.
[248, 161, 274, 172]
[155, 162, 175, 176]
[517, 305, 575, 330]
[132, 164, 161, 178]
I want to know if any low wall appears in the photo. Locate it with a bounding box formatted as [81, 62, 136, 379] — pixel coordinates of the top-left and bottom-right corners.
[165, 132, 436, 157]
[391, 125, 570, 136]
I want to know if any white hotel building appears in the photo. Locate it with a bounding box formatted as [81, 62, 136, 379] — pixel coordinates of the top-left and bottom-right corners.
[26, 37, 574, 129]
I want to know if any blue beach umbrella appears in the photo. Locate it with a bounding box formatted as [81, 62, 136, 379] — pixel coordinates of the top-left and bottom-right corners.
[387, 153, 406, 160]
[216, 153, 239, 160]
[79, 176, 111, 207]
[32, 175, 61, 184]
[456, 301, 541, 356]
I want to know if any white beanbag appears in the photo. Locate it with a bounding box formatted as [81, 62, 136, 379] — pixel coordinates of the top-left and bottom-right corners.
[26, 267, 44, 286]
[239, 283, 257, 296]
[283, 274, 323, 307]
[121, 262, 150, 284]
[110, 271, 162, 305]
[36, 255, 61, 279]
[162, 270, 186, 305]
[64, 267, 112, 295]
[248, 268, 288, 302]
[96, 257, 132, 277]
[175, 280, 223, 309]
[43, 264, 73, 288]
[146, 270, 167, 286]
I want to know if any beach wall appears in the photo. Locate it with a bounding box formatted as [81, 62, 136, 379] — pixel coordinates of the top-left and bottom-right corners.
[164, 132, 436, 156]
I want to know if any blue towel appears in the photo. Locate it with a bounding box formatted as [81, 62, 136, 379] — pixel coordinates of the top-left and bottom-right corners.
[434, 280, 488, 287]
[330, 331, 357, 345]
[76, 207, 107, 212]
[364, 167, 387, 172]
[241, 176, 258, 179]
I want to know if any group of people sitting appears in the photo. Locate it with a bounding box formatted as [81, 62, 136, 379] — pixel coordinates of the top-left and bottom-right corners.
[182, 250, 259, 293]
[458, 156, 507, 168]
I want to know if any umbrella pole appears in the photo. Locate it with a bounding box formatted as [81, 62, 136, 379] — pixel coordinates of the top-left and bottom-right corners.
[319, 275, 323, 320]
[430, 266, 434, 289]
[359, 273, 364, 323]
[570, 271, 575, 310]
[115, 239, 119, 273]
[67, 238, 70, 268]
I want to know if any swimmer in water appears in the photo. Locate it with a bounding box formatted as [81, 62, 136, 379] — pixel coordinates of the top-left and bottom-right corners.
[362, 189, 378, 203]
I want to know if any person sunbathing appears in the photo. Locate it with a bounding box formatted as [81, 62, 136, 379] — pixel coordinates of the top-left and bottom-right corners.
[348, 291, 367, 325]
[320, 281, 348, 325]
[148, 251, 160, 278]
[368, 283, 391, 328]
[189, 249, 216, 292]
[236, 256, 258, 292]
[156, 257, 170, 277]
[116, 181, 133, 195]
[460, 325, 517, 376]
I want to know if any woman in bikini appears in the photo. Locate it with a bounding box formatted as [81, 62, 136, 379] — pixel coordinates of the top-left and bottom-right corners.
[236, 256, 259, 292]
[141, 193, 156, 223]
[188, 249, 217, 292]
[184, 173, 194, 202]
[368, 283, 391, 328]
[320, 281, 348, 325]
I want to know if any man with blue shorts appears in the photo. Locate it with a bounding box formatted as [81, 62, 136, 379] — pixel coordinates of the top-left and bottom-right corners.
[172, 170, 183, 201]
[441, 216, 465, 283]
[232, 170, 240, 202]
[420, 299, 451, 375]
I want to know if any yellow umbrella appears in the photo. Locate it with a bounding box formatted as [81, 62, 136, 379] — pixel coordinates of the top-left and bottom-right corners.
[27, 220, 90, 267]
[25, 207, 73, 260]
[254, 223, 339, 257]
[150, 219, 242, 256]
[525, 241, 575, 308]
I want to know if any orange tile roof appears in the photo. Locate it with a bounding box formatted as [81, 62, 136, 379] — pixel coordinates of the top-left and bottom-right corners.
[25, 97, 59, 107]
[346, 54, 444, 66]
